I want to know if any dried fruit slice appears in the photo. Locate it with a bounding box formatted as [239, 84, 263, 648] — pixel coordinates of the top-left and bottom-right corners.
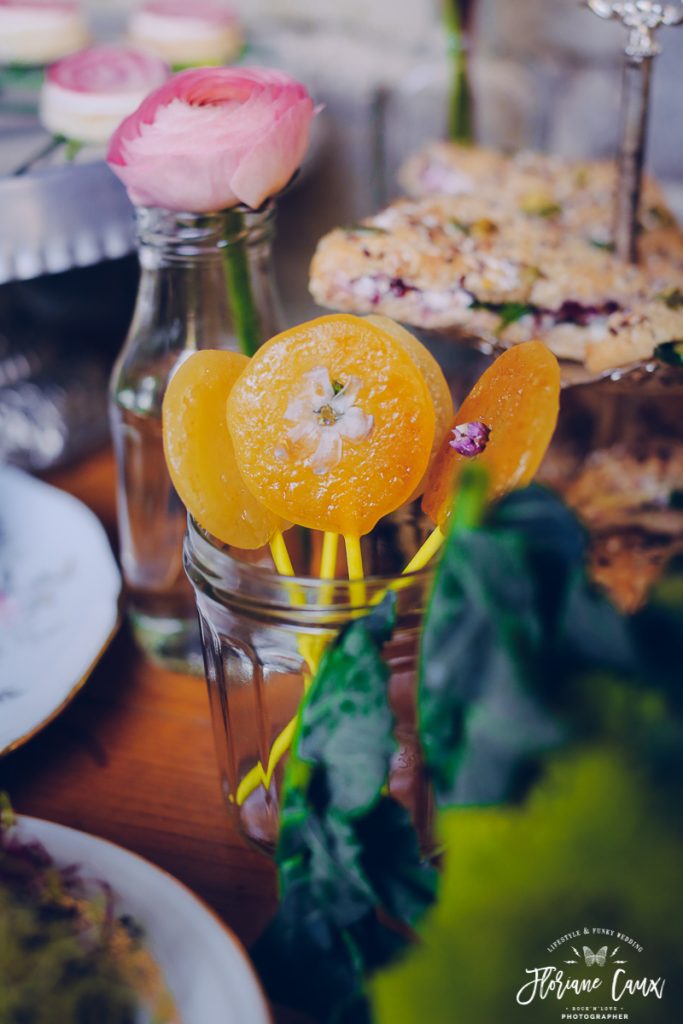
[422, 341, 560, 528]
[162, 349, 286, 549]
[226, 314, 436, 536]
[365, 314, 453, 498]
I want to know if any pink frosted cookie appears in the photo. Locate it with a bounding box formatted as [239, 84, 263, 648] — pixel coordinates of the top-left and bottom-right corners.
[40, 45, 169, 144]
[0, 0, 88, 66]
[128, 0, 243, 68]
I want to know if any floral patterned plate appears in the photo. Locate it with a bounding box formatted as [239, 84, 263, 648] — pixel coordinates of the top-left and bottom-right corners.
[0, 466, 121, 755]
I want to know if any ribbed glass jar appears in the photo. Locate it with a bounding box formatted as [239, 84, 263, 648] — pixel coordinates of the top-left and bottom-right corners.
[184, 513, 436, 854]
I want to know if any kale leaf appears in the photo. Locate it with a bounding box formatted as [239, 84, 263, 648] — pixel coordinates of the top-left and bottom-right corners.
[418, 481, 639, 807]
[253, 595, 437, 1022]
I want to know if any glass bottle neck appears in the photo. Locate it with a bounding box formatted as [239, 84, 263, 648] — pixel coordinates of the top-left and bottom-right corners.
[135, 205, 276, 270]
[127, 203, 281, 356]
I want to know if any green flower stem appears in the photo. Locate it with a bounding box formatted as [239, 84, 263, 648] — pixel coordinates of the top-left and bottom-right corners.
[64, 138, 84, 162]
[222, 207, 261, 357]
[443, 1, 474, 144]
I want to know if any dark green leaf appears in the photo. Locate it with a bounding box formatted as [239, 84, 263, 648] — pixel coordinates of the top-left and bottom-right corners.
[419, 524, 564, 804]
[356, 799, 438, 926]
[254, 593, 434, 1022]
[253, 882, 368, 1018]
[418, 485, 646, 807]
[562, 574, 638, 675]
[279, 810, 376, 929]
[296, 595, 396, 816]
[655, 341, 683, 366]
[490, 485, 587, 607]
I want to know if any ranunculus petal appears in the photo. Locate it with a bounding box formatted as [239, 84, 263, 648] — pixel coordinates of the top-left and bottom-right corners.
[229, 97, 313, 209]
[107, 65, 316, 212]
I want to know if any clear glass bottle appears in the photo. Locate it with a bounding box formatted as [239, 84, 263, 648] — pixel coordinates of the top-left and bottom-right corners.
[109, 204, 282, 673]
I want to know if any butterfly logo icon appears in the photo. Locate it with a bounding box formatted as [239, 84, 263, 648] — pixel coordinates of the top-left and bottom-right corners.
[583, 946, 608, 967]
[565, 944, 627, 967]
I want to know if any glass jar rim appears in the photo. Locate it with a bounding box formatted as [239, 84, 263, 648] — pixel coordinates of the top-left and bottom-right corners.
[183, 515, 436, 620]
[136, 200, 276, 220]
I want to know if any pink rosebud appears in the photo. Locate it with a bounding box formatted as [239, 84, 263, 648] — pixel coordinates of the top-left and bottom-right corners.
[107, 66, 316, 212]
[449, 421, 490, 457]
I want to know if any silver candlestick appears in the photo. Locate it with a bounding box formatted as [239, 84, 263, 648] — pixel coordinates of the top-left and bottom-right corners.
[585, 1, 683, 262]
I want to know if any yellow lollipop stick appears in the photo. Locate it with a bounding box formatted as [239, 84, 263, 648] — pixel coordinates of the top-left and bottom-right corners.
[401, 525, 445, 575]
[344, 534, 364, 579]
[344, 534, 366, 608]
[235, 717, 299, 806]
[320, 531, 339, 580]
[237, 531, 339, 807]
[231, 528, 314, 808]
[268, 529, 316, 662]
[269, 529, 295, 577]
[308, 531, 339, 664]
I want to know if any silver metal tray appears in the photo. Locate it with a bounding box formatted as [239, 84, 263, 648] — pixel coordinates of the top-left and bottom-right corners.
[0, 153, 135, 284]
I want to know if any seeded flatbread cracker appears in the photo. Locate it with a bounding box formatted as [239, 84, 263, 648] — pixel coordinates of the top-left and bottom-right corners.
[309, 176, 683, 372]
[399, 141, 673, 244]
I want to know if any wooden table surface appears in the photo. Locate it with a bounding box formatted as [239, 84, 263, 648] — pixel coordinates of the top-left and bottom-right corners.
[0, 446, 278, 951]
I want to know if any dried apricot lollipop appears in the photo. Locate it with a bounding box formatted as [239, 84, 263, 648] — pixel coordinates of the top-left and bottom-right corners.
[365, 314, 453, 498]
[163, 349, 286, 549]
[422, 341, 560, 530]
[226, 314, 436, 538]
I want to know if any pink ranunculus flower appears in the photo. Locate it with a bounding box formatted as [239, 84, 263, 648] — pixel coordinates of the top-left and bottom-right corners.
[106, 66, 316, 212]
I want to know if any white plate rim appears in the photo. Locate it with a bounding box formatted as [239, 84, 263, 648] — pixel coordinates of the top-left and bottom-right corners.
[0, 613, 122, 757]
[0, 466, 122, 757]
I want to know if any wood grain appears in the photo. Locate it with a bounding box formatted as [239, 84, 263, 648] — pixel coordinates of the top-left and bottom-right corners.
[0, 446, 278, 949]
